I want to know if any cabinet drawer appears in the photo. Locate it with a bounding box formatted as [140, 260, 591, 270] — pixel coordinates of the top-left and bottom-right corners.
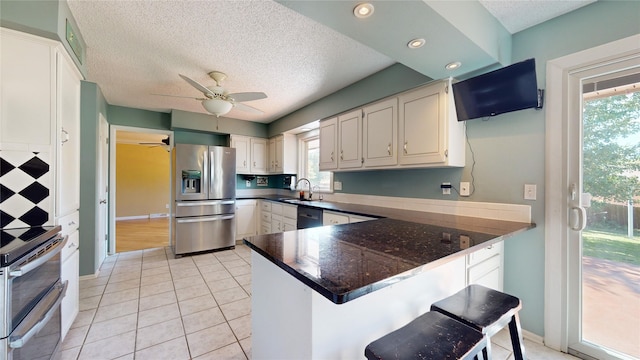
[61, 228, 79, 263]
[58, 211, 79, 236]
[323, 211, 349, 226]
[467, 254, 502, 290]
[282, 204, 297, 219]
[468, 241, 502, 266]
[261, 201, 272, 212]
[271, 203, 283, 215]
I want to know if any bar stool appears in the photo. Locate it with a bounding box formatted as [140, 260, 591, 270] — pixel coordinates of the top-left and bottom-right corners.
[431, 284, 526, 360]
[364, 311, 490, 360]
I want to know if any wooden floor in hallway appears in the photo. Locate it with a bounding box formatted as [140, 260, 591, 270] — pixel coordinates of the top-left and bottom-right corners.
[116, 217, 169, 253]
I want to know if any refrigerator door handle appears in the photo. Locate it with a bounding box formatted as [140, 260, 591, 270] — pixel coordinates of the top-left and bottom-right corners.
[176, 215, 235, 223]
[176, 200, 235, 207]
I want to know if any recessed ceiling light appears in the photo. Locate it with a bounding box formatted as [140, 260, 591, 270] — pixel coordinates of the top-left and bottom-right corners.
[407, 38, 426, 49]
[353, 3, 374, 18]
[445, 61, 462, 70]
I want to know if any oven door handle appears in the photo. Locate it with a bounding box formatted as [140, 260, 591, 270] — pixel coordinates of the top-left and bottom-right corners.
[8, 281, 67, 349]
[176, 215, 234, 223]
[9, 235, 68, 278]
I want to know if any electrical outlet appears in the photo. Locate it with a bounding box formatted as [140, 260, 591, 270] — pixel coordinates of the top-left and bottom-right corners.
[441, 182, 451, 195]
[165, 204, 169, 209]
[245, 180, 251, 187]
[460, 182, 470, 196]
[334, 181, 342, 191]
[524, 184, 537, 200]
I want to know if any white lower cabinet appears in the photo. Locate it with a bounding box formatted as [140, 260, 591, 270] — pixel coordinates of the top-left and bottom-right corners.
[58, 211, 80, 341]
[323, 211, 349, 226]
[466, 241, 503, 291]
[235, 200, 257, 240]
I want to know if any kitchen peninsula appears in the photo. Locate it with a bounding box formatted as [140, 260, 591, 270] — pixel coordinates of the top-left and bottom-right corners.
[244, 204, 534, 359]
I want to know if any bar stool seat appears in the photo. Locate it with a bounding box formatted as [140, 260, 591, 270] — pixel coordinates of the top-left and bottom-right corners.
[365, 311, 490, 360]
[431, 284, 526, 360]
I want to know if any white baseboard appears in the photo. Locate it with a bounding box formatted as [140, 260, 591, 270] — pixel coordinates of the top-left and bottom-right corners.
[116, 213, 169, 221]
[523, 329, 544, 344]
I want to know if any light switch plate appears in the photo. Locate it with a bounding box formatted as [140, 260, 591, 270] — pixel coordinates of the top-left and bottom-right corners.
[334, 181, 342, 191]
[524, 184, 537, 200]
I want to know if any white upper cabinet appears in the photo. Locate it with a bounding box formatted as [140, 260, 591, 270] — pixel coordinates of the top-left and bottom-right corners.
[231, 135, 250, 174]
[318, 79, 465, 172]
[363, 98, 398, 168]
[338, 110, 362, 169]
[398, 79, 465, 167]
[269, 134, 297, 174]
[319, 117, 338, 171]
[250, 137, 268, 174]
[56, 51, 82, 217]
[1, 29, 56, 150]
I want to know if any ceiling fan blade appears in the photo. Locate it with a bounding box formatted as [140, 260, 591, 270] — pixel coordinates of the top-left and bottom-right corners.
[179, 74, 215, 97]
[228, 92, 267, 102]
[151, 93, 205, 100]
[233, 102, 264, 114]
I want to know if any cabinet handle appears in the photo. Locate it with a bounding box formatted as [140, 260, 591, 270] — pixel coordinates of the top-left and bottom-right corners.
[253, 161, 256, 167]
[387, 143, 391, 156]
[68, 220, 76, 226]
[61, 128, 70, 145]
[67, 243, 76, 249]
[403, 142, 408, 154]
[243, 160, 246, 167]
[331, 151, 334, 162]
[340, 149, 343, 161]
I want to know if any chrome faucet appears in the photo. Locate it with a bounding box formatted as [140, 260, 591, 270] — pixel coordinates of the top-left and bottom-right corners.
[295, 178, 312, 200]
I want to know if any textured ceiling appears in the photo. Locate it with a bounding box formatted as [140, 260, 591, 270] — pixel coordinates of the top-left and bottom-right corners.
[478, 0, 596, 33]
[66, 0, 394, 123]
[66, 0, 595, 127]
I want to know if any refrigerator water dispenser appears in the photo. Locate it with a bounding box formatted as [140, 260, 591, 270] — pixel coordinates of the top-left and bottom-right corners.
[181, 170, 202, 194]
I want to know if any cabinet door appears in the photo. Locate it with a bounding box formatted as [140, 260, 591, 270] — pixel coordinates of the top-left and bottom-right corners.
[56, 51, 82, 217]
[363, 98, 397, 167]
[61, 242, 79, 340]
[274, 136, 284, 173]
[268, 138, 277, 173]
[1, 29, 55, 148]
[398, 82, 446, 165]
[271, 215, 283, 233]
[250, 138, 268, 174]
[235, 200, 257, 240]
[231, 135, 250, 174]
[319, 117, 338, 170]
[338, 110, 362, 169]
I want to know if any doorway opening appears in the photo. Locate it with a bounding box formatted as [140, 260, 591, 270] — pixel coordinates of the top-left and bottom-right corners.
[109, 126, 173, 254]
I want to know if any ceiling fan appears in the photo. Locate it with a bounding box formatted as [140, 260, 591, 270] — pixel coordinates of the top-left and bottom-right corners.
[139, 136, 170, 148]
[157, 71, 267, 117]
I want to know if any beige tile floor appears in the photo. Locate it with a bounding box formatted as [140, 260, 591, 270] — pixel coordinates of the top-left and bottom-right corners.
[61, 244, 577, 360]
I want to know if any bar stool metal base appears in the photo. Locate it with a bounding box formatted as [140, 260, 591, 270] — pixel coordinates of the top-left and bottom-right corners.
[365, 311, 490, 360]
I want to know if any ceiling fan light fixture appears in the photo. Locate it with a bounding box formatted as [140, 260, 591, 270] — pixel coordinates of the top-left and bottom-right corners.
[202, 98, 233, 117]
[354, 3, 374, 18]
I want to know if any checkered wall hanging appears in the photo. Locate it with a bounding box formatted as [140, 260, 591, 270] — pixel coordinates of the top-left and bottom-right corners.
[0, 151, 51, 229]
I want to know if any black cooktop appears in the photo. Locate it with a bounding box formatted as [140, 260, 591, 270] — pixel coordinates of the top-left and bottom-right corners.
[0, 226, 61, 267]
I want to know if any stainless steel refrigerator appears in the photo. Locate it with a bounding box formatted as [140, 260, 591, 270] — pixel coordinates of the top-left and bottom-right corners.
[171, 144, 236, 255]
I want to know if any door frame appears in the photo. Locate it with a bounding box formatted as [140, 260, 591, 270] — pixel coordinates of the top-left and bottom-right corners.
[544, 34, 640, 353]
[108, 125, 173, 255]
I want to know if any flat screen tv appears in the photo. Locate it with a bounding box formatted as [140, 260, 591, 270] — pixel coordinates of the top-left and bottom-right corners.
[452, 58, 540, 121]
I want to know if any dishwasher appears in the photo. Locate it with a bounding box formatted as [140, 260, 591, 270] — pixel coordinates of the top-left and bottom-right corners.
[297, 206, 323, 229]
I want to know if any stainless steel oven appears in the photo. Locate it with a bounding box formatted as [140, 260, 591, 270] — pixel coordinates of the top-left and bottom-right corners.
[1, 226, 67, 360]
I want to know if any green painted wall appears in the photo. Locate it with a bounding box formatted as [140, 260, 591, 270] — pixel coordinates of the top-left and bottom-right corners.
[303, 1, 639, 336]
[172, 109, 268, 138]
[79, 81, 108, 276]
[108, 105, 171, 129]
[0, 0, 87, 76]
[268, 63, 431, 137]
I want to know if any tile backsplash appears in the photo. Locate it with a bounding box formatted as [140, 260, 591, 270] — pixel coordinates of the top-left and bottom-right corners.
[0, 150, 52, 229]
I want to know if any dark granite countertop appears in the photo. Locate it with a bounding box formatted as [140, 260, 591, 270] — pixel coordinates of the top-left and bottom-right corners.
[242, 198, 535, 304]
